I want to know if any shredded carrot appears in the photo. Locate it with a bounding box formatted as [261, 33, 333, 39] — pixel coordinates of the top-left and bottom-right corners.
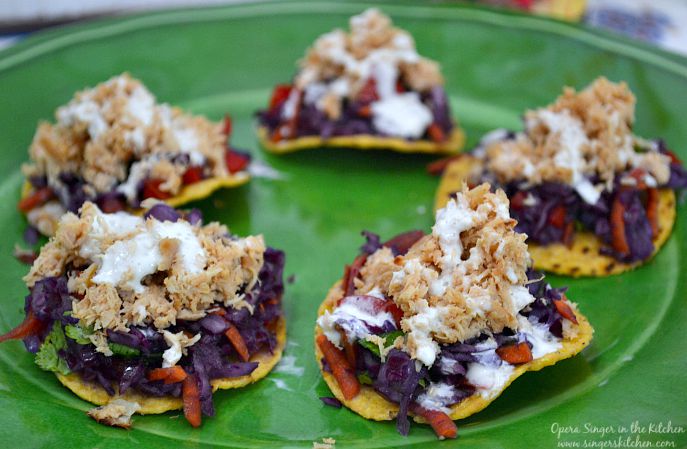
[341, 334, 357, 367]
[509, 191, 528, 210]
[17, 187, 54, 213]
[0, 311, 45, 343]
[646, 188, 659, 239]
[342, 255, 368, 298]
[548, 205, 566, 228]
[427, 123, 446, 143]
[553, 298, 578, 324]
[562, 221, 575, 248]
[426, 155, 460, 176]
[496, 342, 533, 364]
[316, 334, 360, 400]
[142, 179, 172, 200]
[182, 374, 202, 428]
[182, 166, 204, 185]
[225, 325, 250, 362]
[147, 366, 188, 384]
[357, 105, 372, 118]
[411, 404, 457, 440]
[610, 195, 630, 255]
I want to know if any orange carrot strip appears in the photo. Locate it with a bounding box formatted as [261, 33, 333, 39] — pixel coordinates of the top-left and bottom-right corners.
[562, 221, 574, 248]
[0, 311, 45, 343]
[412, 404, 457, 440]
[147, 366, 188, 384]
[646, 188, 659, 239]
[341, 334, 357, 368]
[17, 187, 54, 213]
[225, 325, 250, 362]
[496, 342, 533, 365]
[427, 123, 446, 143]
[342, 255, 367, 298]
[610, 195, 630, 255]
[182, 374, 202, 428]
[316, 334, 360, 400]
[553, 298, 578, 324]
[426, 155, 460, 176]
[357, 105, 372, 118]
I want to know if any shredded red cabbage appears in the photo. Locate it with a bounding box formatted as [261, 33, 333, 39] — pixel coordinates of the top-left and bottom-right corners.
[257, 86, 454, 141]
[17, 237, 285, 419]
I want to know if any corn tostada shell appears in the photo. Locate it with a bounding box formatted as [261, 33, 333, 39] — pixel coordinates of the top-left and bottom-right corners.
[434, 156, 677, 277]
[257, 125, 466, 155]
[314, 281, 593, 423]
[56, 316, 286, 414]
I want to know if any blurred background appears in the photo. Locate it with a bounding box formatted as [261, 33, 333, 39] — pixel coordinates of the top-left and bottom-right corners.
[0, 0, 685, 55]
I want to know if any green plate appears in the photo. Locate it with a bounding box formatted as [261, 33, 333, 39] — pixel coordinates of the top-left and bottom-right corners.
[0, 1, 685, 447]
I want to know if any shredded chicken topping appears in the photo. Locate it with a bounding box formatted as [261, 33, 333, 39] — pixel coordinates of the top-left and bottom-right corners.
[482, 77, 672, 202]
[25, 202, 265, 343]
[87, 399, 141, 429]
[23, 73, 229, 201]
[353, 184, 534, 365]
[294, 8, 443, 120]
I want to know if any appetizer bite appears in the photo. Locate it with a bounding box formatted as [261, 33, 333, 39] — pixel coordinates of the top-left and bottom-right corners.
[0, 202, 285, 428]
[257, 8, 465, 154]
[315, 184, 593, 439]
[435, 78, 687, 276]
[20, 73, 251, 236]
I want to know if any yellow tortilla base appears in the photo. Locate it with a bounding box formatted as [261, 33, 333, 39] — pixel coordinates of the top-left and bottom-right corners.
[257, 126, 466, 155]
[315, 281, 593, 423]
[56, 316, 286, 414]
[434, 156, 677, 277]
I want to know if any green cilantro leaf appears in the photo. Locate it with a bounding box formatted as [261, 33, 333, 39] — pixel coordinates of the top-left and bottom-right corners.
[35, 323, 70, 375]
[64, 324, 93, 345]
[358, 330, 405, 357]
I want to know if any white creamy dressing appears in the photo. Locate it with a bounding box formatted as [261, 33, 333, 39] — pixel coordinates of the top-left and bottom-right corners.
[416, 382, 457, 413]
[57, 75, 211, 194]
[83, 206, 207, 293]
[516, 315, 562, 359]
[402, 302, 448, 367]
[371, 92, 433, 138]
[465, 361, 514, 399]
[297, 9, 433, 138]
[527, 109, 601, 205]
[115, 155, 158, 202]
[57, 99, 108, 139]
[317, 301, 394, 348]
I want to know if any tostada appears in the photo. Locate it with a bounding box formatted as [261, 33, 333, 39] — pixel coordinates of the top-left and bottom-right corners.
[0, 202, 285, 428]
[435, 77, 687, 276]
[315, 184, 593, 439]
[19, 73, 251, 236]
[257, 8, 465, 154]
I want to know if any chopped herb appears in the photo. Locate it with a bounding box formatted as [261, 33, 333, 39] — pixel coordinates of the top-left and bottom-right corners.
[109, 343, 141, 357]
[65, 324, 93, 345]
[35, 323, 70, 375]
[358, 330, 405, 356]
[357, 372, 373, 385]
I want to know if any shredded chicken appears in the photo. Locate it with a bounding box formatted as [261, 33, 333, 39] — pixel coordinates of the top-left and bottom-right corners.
[22, 73, 229, 206]
[483, 77, 672, 193]
[87, 399, 141, 429]
[25, 202, 266, 338]
[294, 8, 443, 119]
[354, 184, 533, 364]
